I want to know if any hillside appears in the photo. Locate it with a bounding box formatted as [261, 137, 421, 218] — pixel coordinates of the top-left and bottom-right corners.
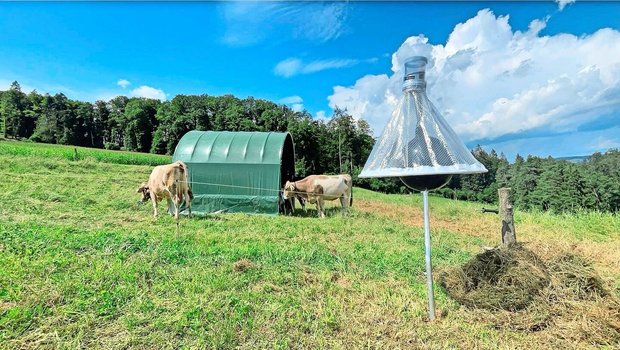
[556, 155, 590, 163]
[1, 141, 619, 349]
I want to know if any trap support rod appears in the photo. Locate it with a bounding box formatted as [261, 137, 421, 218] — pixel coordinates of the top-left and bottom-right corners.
[422, 190, 436, 321]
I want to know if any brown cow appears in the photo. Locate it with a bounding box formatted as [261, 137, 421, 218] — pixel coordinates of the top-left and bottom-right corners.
[137, 160, 193, 222]
[283, 174, 352, 218]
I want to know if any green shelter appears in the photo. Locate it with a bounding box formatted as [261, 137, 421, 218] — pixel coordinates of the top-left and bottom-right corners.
[172, 131, 295, 215]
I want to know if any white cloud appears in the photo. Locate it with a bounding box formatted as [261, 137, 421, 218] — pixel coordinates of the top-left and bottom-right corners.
[304, 59, 361, 74]
[279, 95, 303, 104]
[274, 59, 303, 78]
[130, 85, 166, 100]
[293, 2, 348, 43]
[274, 57, 375, 78]
[220, 2, 348, 47]
[117, 79, 131, 89]
[0, 78, 165, 103]
[327, 9, 620, 146]
[279, 95, 304, 111]
[93, 92, 120, 102]
[481, 126, 620, 161]
[291, 103, 304, 112]
[590, 135, 620, 151]
[556, 0, 576, 11]
[315, 110, 329, 122]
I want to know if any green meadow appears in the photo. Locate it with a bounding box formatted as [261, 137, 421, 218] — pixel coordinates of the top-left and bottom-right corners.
[1, 141, 618, 349]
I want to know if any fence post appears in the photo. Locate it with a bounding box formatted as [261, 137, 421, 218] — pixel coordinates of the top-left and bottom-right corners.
[498, 187, 516, 245]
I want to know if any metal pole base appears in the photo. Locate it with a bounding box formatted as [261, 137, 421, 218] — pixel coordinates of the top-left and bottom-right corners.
[422, 190, 436, 321]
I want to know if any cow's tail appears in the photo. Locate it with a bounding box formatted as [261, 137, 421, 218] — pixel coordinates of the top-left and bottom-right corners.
[174, 161, 193, 203]
[176, 161, 191, 190]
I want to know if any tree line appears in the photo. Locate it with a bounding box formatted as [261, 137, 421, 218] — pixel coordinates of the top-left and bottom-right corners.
[0, 81, 374, 179]
[2, 81, 619, 213]
[438, 147, 620, 213]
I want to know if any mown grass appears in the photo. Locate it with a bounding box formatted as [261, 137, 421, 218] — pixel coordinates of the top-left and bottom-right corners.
[0, 140, 170, 166]
[1, 142, 618, 349]
[357, 188, 620, 294]
[359, 188, 620, 243]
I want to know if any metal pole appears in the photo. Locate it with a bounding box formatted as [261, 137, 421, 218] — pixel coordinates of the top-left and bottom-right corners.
[422, 190, 436, 321]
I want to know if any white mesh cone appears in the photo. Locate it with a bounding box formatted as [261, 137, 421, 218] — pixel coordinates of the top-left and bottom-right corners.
[359, 56, 487, 178]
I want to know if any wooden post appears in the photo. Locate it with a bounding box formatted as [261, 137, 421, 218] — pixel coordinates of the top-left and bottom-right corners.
[498, 187, 516, 245]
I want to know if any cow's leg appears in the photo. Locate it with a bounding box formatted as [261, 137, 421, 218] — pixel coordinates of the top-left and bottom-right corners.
[314, 199, 320, 218]
[298, 196, 306, 212]
[164, 188, 175, 216]
[185, 191, 193, 218]
[317, 197, 325, 218]
[288, 197, 295, 215]
[166, 198, 175, 216]
[150, 193, 158, 218]
[173, 193, 181, 235]
[287, 198, 294, 215]
[341, 190, 351, 216]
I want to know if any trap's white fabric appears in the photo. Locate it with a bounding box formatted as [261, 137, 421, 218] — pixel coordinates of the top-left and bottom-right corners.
[359, 56, 487, 178]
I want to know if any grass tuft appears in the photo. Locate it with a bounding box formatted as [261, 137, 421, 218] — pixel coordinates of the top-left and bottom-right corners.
[233, 259, 255, 273]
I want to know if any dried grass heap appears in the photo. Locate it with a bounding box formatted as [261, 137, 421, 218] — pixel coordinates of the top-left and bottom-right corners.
[440, 243, 620, 346]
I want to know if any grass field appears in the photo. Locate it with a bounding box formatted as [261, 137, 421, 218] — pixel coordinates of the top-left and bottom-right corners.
[0, 140, 170, 166]
[1, 142, 619, 349]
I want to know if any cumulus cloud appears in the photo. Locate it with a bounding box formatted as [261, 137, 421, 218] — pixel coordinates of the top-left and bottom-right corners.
[130, 85, 166, 100]
[328, 9, 620, 148]
[556, 0, 576, 11]
[275, 57, 376, 78]
[117, 79, 131, 88]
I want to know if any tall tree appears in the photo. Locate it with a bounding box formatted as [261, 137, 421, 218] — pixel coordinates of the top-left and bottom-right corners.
[0, 81, 32, 138]
[30, 93, 67, 144]
[105, 96, 129, 150]
[93, 100, 110, 148]
[122, 98, 160, 152]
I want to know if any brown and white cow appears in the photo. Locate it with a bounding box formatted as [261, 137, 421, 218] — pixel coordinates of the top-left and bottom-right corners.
[137, 160, 193, 222]
[282, 174, 352, 218]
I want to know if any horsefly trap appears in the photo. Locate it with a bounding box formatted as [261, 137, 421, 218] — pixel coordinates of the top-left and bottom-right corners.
[359, 56, 487, 320]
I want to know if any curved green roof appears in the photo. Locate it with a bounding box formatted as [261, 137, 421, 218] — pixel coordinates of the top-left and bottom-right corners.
[173, 130, 291, 165]
[172, 131, 296, 215]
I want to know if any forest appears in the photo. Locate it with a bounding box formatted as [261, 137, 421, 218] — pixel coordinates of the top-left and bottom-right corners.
[2, 81, 619, 213]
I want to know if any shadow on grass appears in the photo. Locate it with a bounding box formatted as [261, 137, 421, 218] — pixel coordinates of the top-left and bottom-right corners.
[182, 214, 229, 222]
[282, 206, 350, 218]
[186, 214, 230, 222]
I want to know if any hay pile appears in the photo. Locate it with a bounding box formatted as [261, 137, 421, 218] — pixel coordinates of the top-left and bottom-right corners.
[440, 243, 620, 346]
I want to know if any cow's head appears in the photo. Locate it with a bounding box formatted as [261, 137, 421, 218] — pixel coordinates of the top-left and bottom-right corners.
[282, 181, 295, 200]
[136, 182, 151, 203]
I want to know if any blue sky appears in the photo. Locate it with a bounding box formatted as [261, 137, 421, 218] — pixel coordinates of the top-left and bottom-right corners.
[1, 1, 620, 159]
